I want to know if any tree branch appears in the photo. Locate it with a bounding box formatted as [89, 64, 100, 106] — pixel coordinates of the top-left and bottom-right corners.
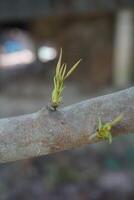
[0, 87, 134, 163]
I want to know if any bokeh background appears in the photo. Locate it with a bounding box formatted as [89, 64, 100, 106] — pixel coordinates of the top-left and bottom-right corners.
[0, 1, 134, 199]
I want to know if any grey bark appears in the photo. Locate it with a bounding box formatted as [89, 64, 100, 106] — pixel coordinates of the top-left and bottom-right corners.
[0, 87, 134, 163]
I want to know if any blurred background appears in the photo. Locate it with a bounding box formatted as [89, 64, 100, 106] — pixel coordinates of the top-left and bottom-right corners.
[0, 0, 134, 199]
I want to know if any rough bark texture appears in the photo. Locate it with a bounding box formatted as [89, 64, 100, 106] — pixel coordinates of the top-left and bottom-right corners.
[0, 87, 134, 163]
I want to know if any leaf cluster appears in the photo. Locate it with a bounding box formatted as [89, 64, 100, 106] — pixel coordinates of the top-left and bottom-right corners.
[96, 114, 123, 143]
[51, 49, 81, 109]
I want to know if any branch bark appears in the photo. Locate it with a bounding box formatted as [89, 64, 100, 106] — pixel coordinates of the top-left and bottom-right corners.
[0, 87, 134, 163]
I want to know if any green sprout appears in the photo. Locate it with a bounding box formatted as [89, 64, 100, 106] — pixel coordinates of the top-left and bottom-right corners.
[51, 49, 81, 110]
[89, 114, 123, 143]
[96, 114, 123, 143]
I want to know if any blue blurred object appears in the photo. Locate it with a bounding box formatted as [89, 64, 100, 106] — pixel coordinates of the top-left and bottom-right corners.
[4, 40, 24, 53]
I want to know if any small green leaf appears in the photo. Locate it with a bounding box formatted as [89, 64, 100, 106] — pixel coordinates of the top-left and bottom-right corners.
[65, 59, 82, 79]
[110, 114, 123, 126]
[56, 48, 62, 75]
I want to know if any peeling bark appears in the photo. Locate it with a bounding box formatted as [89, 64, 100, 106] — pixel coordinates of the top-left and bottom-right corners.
[0, 87, 134, 163]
